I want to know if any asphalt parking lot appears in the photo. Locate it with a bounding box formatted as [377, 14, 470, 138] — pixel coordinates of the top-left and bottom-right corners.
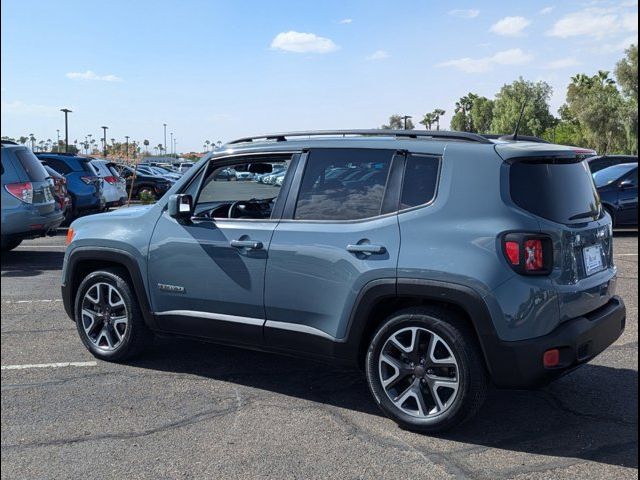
[1, 230, 637, 480]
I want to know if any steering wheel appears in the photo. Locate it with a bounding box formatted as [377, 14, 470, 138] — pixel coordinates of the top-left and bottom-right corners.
[228, 201, 245, 219]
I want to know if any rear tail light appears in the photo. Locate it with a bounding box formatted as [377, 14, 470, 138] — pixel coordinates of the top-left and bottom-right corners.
[502, 233, 553, 275]
[543, 349, 560, 368]
[5, 182, 33, 203]
[104, 176, 118, 184]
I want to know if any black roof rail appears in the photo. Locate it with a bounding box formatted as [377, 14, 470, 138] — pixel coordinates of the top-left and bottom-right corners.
[482, 134, 550, 144]
[1, 140, 18, 145]
[34, 151, 78, 157]
[226, 129, 493, 145]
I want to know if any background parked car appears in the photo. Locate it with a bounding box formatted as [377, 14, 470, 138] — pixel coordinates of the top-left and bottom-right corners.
[36, 153, 105, 224]
[176, 162, 194, 174]
[1, 141, 63, 251]
[137, 164, 181, 182]
[588, 155, 638, 173]
[43, 165, 71, 220]
[114, 164, 172, 200]
[90, 159, 127, 208]
[594, 162, 638, 227]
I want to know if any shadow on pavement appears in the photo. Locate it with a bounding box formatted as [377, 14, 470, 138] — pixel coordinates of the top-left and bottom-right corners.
[0, 250, 65, 278]
[129, 336, 638, 469]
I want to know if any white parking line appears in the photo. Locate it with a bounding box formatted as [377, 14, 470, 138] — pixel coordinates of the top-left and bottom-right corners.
[14, 245, 66, 248]
[1, 361, 97, 371]
[1, 299, 63, 304]
[615, 253, 638, 256]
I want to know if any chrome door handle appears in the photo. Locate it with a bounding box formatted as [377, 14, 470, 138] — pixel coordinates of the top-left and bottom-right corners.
[346, 244, 386, 255]
[230, 239, 263, 250]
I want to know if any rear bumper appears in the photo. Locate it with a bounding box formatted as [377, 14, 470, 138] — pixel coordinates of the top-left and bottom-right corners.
[486, 296, 626, 388]
[1, 207, 64, 239]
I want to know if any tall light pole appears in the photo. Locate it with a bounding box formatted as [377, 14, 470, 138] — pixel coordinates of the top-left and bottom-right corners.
[60, 108, 72, 152]
[56, 129, 60, 151]
[170, 132, 174, 156]
[125, 136, 130, 162]
[402, 115, 412, 130]
[101, 126, 108, 157]
[163, 123, 167, 157]
[173, 138, 177, 156]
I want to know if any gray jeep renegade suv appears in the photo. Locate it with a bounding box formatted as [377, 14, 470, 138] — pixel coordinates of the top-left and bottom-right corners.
[61, 130, 626, 432]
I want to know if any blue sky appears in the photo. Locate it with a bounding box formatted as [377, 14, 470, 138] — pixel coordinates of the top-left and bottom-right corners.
[1, 0, 637, 152]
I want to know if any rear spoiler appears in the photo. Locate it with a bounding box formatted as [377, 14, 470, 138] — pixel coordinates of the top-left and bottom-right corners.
[495, 143, 597, 164]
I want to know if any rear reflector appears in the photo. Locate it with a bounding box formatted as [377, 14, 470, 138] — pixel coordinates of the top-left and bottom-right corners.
[543, 349, 560, 368]
[5, 182, 33, 203]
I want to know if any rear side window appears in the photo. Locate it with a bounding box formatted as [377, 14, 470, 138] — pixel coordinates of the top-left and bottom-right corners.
[15, 150, 48, 182]
[400, 154, 440, 209]
[294, 149, 392, 221]
[41, 158, 72, 175]
[510, 160, 600, 224]
[80, 160, 97, 174]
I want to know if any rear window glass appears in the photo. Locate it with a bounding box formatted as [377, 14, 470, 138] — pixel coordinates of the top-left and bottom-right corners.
[593, 163, 637, 187]
[41, 158, 72, 175]
[510, 160, 601, 224]
[400, 154, 440, 209]
[15, 150, 48, 182]
[294, 149, 392, 221]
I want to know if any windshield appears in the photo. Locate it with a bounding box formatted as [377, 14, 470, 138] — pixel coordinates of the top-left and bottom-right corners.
[593, 163, 637, 188]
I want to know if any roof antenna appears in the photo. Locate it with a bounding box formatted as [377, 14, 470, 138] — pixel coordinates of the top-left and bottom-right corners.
[512, 99, 528, 141]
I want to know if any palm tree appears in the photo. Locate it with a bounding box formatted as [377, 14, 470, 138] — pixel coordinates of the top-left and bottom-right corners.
[143, 139, 150, 154]
[433, 109, 446, 131]
[205, 140, 211, 151]
[419, 113, 436, 130]
[29, 133, 36, 150]
[18, 136, 28, 145]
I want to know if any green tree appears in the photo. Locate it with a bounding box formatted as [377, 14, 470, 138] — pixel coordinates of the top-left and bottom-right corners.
[469, 97, 494, 134]
[419, 112, 436, 130]
[615, 44, 638, 154]
[490, 78, 555, 137]
[381, 114, 414, 130]
[432, 109, 446, 130]
[564, 71, 626, 154]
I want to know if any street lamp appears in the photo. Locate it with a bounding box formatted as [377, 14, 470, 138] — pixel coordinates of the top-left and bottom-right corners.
[402, 115, 412, 130]
[56, 129, 60, 151]
[170, 132, 174, 156]
[101, 126, 108, 157]
[60, 108, 72, 152]
[125, 136, 130, 161]
[163, 123, 167, 158]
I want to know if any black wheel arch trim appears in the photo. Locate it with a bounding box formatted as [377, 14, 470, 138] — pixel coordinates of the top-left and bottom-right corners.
[61, 246, 158, 330]
[336, 277, 500, 376]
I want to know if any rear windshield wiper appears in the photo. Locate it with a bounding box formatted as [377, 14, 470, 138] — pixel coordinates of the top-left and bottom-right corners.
[569, 209, 600, 221]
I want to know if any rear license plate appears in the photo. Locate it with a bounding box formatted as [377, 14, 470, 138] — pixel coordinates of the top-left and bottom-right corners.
[583, 244, 604, 276]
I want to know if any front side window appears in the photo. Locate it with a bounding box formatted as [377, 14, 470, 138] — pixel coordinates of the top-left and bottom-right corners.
[294, 149, 393, 221]
[194, 157, 291, 219]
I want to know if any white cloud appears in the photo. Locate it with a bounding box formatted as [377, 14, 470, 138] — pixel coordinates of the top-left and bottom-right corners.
[366, 50, 389, 60]
[448, 9, 480, 19]
[490, 16, 531, 36]
[621, 11, 638, 31]
[592, 35, 638, 54]
[437, 48, 533, 73]
[338, 18, 352, 24]
[543, 57, 582, 69]
[547, 8, 624, 38]
[66, 70, 122, 82]
[1, 100, 63, 117]
[270, 31, 339, 54]
[540, 6, 555, 15]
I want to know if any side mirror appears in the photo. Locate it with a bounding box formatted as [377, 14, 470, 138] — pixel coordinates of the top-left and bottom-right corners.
[619, 179, 635, 190]
[168, 194, 193, 220]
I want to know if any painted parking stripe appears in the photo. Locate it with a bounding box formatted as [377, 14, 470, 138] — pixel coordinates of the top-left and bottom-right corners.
[1, 299, 63, 304]
[1, 361, 97, 371]
[14, 245, 67, 248]
[615, 253, 638, 256]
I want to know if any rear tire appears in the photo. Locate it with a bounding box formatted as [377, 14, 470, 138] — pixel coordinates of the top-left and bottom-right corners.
[1, 239, 22, 251]
[365, 306, 488, 433]
[74, 268, 152, 362]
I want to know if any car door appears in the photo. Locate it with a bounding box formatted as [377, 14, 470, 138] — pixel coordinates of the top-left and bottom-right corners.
[264, 148, 403, 354]
[616, 168, 638, 225]
[147, 154, 295, 346]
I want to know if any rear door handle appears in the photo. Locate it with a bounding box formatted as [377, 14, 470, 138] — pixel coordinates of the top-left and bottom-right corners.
[346, 244, 386, 255]
[230, 239, 264, 250]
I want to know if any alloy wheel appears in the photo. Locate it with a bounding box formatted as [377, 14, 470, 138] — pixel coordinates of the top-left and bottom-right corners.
[81, 282, 129, 351]
[378, 326, 460, 418]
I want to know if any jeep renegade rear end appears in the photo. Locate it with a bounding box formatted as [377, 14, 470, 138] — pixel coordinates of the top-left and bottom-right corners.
[61, 130, 625, 432]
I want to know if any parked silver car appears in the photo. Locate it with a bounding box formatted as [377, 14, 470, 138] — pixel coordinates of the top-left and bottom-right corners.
[90, 159, 127, 207]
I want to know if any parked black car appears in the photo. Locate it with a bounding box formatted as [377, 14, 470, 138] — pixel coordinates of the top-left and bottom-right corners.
[594, 162, 638, 227]
[587, 155, 638, 174]
[113, 164, 172, 200]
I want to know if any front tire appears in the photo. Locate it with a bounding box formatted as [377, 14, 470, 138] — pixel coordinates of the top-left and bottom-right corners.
[1, 239, 22, 251]
[365, 306, 488, 432]
[74, 268, 151, 361]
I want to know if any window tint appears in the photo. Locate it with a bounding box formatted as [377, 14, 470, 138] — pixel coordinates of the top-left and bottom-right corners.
[42, 158, 72, 175]
[194, 159, 290, 219]
[400, 154, 440, 209]
[294, 149, 392, 221]
[510, 160, 600, 224]
[15, 150, 48, 181]
[626, 169, 638, 186]
[593, 163, 638, 187]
